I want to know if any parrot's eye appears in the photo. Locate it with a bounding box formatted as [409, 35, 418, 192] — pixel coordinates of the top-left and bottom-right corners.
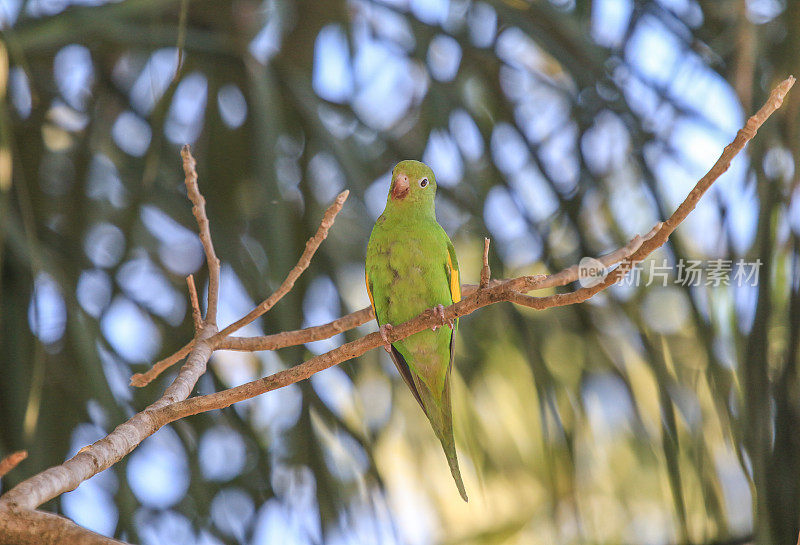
[419, 178, 429, 188]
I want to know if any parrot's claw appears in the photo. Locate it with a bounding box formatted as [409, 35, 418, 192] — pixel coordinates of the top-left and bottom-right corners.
[430, 304, 453, 331]
[379, 324, 394, 353]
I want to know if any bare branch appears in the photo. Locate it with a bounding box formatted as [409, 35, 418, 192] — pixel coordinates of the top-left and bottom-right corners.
[1, 185, 355, 508]
[0, 505, 130, 545]
[0, 451, 27, 479]
[181, 144, 220, 324]
[624, 76, 794, 259]
[129, 341, 194, 388]
[186, 274, 202, 332]
[506, 228, 658, 308]
[0, 329, 217, 510]
[130, 190, 351, 386]
[509, 76, 796, 307]
[479, 238, 491, 289]
[208, 189, 349, 343]
[217, 306, 374, 352]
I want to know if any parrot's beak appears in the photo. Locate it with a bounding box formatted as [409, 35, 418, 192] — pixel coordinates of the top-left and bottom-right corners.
[390, 174, 410, 200]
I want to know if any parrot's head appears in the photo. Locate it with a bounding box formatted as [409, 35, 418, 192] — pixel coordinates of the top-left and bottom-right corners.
[387, 160, 437, 210]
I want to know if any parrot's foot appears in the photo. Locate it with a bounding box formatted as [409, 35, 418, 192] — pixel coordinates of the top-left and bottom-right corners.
[379, 324, 394, 353]
[430, 304, 454, 331]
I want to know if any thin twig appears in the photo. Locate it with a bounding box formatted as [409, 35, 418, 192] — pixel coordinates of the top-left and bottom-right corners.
[129, 148, 225, 389]
[207, 189, 349, 343]
[186, 274, 202, 331]
[479, 238, 491, 289]
[129, 341, 195, 387]
[182, 145, 221, 324]
[625, 76, 794, 261]
[513, 76, 795, 307]
[0, 451, 27, 479]
[130, 190, 351, 387]
[506, 227, 659, 307]
[217, 306, 374, 351]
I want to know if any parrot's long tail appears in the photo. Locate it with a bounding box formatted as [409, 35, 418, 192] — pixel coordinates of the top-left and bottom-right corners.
[414, 371, 468, 502]
[436, 421, 469, 502]
[387, 344, 468, 501]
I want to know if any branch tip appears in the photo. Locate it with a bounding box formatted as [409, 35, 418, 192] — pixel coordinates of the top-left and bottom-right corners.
[187, 275, 202, 332]
[181, 145, 221, 326]
[479, 238, 491, 289]
[0, 451, 28, 479]
[129, 340, 196, 387]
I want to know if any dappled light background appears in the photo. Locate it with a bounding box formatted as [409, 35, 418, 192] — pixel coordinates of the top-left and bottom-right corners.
[1, 0, 799, 544]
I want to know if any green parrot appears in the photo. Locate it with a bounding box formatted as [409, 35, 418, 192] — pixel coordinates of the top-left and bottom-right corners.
[365, 160, 467, 502]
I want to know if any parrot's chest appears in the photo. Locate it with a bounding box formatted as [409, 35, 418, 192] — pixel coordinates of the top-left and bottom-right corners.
[367, 225, 450, 324]
[384, 232, 441, 287]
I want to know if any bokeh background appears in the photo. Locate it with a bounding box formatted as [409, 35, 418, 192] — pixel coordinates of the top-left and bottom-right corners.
[1, 0, 799, 543]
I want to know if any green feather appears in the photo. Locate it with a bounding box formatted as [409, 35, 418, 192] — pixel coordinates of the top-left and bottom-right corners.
[365, 160, 468, 502]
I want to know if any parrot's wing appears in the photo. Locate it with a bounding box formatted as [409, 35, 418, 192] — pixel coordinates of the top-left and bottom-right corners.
[365, 270, 426, 410]
[365, 269, 377, 313]
[446, 238, 460, 304]
[389, 346, 426, 411]
[445, 237, 459, 381]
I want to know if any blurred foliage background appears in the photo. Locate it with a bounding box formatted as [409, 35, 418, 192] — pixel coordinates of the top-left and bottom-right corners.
[1, 0, 799, 543]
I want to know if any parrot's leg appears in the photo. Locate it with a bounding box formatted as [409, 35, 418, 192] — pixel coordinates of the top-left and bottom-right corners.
[430, 304, 453, 331]
[379, 324, 394, 353]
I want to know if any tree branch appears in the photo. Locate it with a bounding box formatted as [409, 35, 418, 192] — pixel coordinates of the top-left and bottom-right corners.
[216, 306, 374, 351]
[186, 274, 202, 332]
[154, 237, 648, 421]
[0, 451, 27, 479]
[0, 506, 129, 545]
[479, 237, 491, 289]
[0, 329, 217, 511]
[129, 341, 194, 388]
[208, 189, 349, 342]
[129, 188, 351, 387]
[181, 144, 220, 325]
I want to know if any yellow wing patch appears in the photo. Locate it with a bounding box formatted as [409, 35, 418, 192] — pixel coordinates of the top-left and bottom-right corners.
[365, 270, 376, 311]
[447, 253, 461, 303]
